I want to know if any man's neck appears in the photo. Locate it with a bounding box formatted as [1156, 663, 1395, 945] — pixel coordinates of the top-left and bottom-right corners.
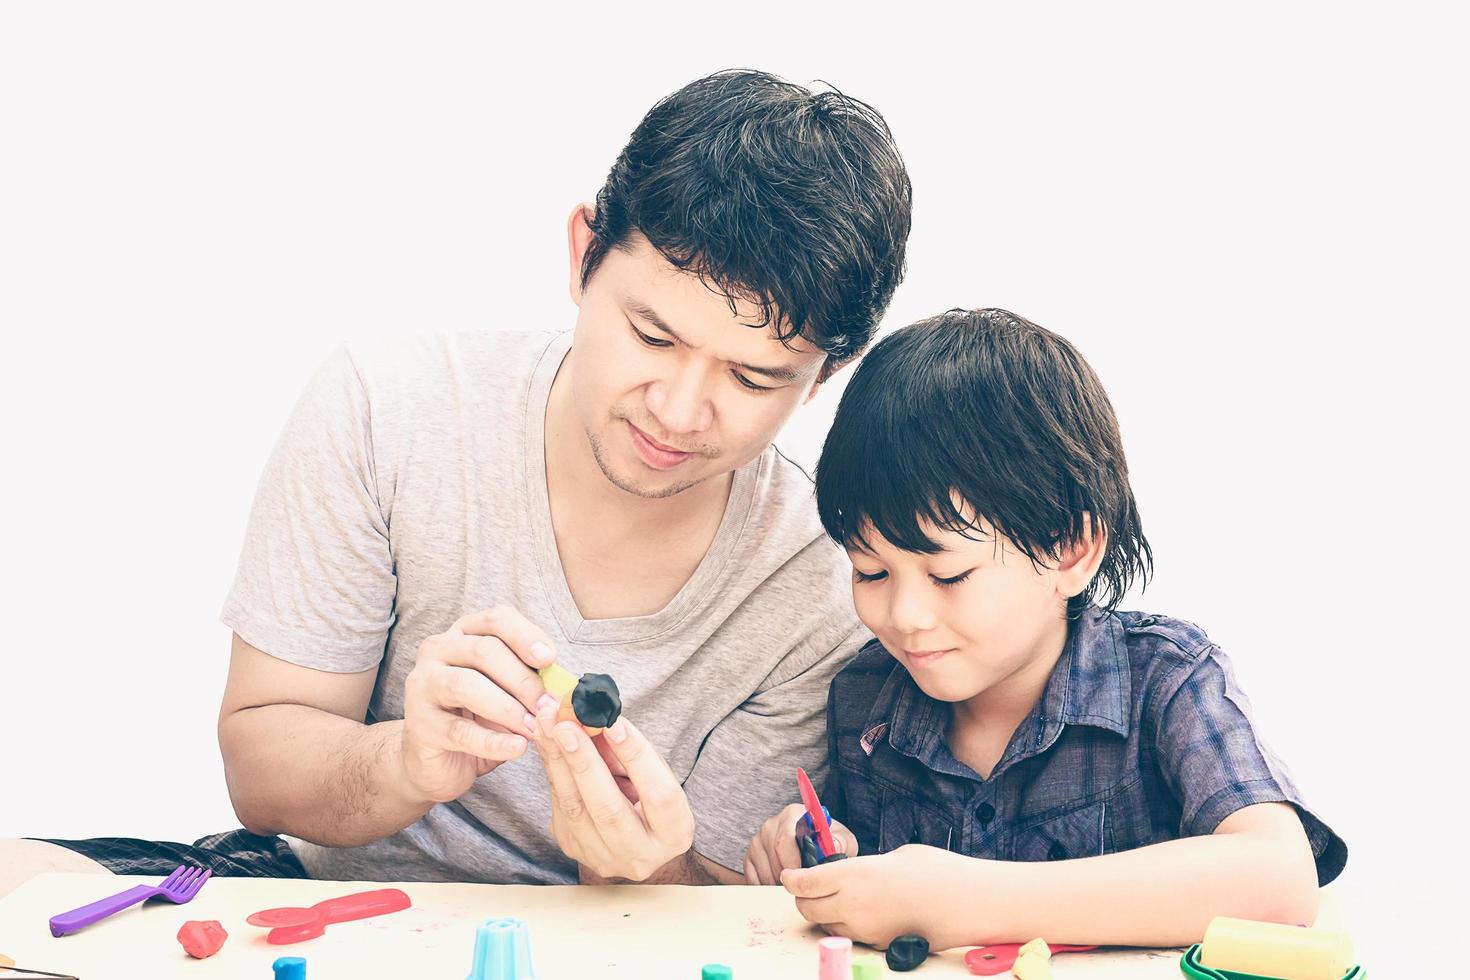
[541, 361, 734, 620]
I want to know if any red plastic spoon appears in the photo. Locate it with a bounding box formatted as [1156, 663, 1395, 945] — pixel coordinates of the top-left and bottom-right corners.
[246, 888, 411, 944]
[964, 942, 1098, 975]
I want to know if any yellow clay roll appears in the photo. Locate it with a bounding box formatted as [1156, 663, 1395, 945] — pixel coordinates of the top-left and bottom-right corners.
[1011, 950, 1053, 980]
[1200, 917, 1352, 980]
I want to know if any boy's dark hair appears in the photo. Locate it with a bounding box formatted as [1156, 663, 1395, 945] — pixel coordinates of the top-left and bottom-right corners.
[815, 308, 1153, 616]
[582, 69, 912, 372]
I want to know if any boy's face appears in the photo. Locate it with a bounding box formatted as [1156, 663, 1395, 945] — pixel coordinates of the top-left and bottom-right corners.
[566, 210, 829, 499]
[848, 516, 1091, 704]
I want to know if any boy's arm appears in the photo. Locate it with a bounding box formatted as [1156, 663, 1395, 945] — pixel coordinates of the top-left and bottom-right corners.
[782, 801, 1318, 950]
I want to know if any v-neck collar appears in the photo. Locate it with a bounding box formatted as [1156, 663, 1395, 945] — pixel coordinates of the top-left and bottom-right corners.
[522, 331, 760, 645]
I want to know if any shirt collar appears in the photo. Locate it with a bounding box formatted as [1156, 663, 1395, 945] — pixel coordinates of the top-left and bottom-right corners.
[860, 608, 1132, 767]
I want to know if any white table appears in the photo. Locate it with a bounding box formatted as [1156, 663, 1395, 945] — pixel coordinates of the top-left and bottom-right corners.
[0, 873, 1194, 978]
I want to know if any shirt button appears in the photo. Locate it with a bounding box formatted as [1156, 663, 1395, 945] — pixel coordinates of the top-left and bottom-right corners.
[1048, 842, 1067, 861]
[975, 802, 995, 825]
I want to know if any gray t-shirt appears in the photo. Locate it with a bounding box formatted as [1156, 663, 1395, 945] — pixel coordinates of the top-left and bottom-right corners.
[221, 329, 867, 883]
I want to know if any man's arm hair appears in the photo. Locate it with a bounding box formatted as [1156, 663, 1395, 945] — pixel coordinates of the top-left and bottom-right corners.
[218, 633, 432, 847]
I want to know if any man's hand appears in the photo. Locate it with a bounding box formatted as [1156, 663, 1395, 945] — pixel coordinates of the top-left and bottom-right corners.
[532, 701, 696, 882]
[744, 803, 859, 885]
[400, 607, 557, 803]
[780, 845, 970, 950]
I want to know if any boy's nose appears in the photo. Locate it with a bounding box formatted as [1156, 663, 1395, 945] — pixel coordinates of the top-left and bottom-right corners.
[888, 582, 939, 634]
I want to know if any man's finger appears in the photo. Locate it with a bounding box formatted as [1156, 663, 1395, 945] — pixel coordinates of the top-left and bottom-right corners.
[600, 718, 688, 840]
[779, 864, 843, 899]
[455, 606, 556, 669]
[433, 664, 538, 738]
[441, 635, 547, 713]
[435, 708, 528, 761]
[553, 722, 644, 841]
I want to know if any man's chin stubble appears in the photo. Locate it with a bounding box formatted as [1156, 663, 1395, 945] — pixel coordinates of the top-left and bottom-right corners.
[586, 428, 705, 500]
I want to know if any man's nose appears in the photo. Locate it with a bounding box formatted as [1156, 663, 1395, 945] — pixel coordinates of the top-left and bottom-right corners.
[645, 362, 714, 436]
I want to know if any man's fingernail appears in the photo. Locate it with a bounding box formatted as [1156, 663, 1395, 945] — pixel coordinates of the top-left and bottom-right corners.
[522, 713, 538, 735]
[537, 694, 558, 712]
[531, 641, 552, 664]
[555, 726, 579, 752]
[606, 718, 629, 743]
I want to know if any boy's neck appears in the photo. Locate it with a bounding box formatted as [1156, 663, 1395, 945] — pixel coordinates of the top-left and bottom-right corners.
[948, 616, 1071, 778]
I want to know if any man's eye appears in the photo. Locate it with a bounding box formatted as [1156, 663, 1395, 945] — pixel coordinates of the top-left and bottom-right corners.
[631, 323, 673, 348]
[733, 371, 776, 393]
[932, 570, 974, 588]
[853, 569, 888, 583]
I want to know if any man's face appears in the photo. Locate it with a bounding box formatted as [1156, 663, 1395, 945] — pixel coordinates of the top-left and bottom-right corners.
[847, 516, 1073, 703]
[566, 231, 828, 499]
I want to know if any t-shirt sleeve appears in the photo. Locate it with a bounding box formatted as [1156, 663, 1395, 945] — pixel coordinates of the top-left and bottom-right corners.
[681, 624, 870, 873]
[1154, 644, 1347, 885]
[220, 347, 396, 673]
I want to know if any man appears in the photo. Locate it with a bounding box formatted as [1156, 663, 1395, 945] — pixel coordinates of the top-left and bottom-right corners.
[2, 69, 911, 893]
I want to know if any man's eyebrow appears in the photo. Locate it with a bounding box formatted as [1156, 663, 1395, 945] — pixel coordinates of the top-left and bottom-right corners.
[626, 300, 809, 385]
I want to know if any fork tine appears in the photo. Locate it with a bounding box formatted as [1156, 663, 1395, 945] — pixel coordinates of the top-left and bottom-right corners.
[185, 868, 212, 898]
[161, 865, 186, 888]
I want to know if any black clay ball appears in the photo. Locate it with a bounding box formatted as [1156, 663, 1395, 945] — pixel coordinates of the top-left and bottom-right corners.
[886, 934, 929, 972]
[571, 673, 622, 729]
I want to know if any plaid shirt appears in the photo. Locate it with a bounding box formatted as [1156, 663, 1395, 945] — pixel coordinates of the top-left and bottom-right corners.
[825, 607, 1346, 885]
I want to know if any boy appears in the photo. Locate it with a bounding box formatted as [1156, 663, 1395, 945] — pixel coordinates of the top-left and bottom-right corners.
[744, 308, 1345, 949]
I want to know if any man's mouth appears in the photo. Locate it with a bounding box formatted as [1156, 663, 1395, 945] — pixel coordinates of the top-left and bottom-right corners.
[626, 421, 695, 470]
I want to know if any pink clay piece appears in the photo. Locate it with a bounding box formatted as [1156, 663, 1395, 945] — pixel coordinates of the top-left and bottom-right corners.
[177, 919, 228, 959]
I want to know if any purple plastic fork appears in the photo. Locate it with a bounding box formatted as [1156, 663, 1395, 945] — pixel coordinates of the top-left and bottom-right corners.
[48, 864, 211, 937]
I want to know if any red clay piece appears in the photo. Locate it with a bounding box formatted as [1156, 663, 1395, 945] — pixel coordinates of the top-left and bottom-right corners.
[964, 943, 1096, 975]
[177, 919, 228, 959]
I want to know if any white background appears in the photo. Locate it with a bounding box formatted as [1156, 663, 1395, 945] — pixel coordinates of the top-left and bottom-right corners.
[2, 1, 1466, 968]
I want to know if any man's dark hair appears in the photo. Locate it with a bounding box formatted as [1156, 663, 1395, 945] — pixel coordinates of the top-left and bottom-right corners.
[582, 69, 912, 370]
[815, 308, 1153, 616]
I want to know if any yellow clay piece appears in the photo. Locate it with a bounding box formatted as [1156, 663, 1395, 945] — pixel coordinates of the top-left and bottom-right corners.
[0, 953, 15, 968]
[1016, 938, 1051, 960]
[1200, 917, 1352, 980]
[538, 663, 578, 700]
[1011, 950, 1053, 980]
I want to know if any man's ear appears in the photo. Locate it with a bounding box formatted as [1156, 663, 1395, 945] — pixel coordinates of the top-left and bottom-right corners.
[567, 203, 596, 306]
[803, 355, 855, 405]
[1057, 513, 1107, 601]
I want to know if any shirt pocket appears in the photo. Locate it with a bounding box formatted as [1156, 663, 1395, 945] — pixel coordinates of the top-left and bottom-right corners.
[1008, 799, 1115, 862]
[877, 789, 956, 854]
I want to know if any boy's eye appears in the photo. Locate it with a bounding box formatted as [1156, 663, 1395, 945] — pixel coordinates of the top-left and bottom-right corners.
[732, 371, 776, 393]
[853, 569, 888, 583]
[931, 570, 974, 588]
[630, 322, 673, 348]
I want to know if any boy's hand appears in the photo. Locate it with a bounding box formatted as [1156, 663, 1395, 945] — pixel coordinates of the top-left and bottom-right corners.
[744, 803, 860, 885]
[780, 844, 967, 950]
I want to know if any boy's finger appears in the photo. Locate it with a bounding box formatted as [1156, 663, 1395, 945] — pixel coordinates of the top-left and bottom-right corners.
[780, 865, 842, 898]
[793, 894, 843, 925]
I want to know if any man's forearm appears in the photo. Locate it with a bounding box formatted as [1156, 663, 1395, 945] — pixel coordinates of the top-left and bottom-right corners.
[579, 849, 745, 886]
[926, 833, 1319, 949]
[220, 705, 433, 848]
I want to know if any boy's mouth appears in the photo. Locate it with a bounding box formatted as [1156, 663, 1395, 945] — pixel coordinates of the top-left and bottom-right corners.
[903, 648, 955, 666]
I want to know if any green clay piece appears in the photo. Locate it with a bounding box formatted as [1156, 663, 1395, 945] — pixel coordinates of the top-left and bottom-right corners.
[852, 957, 886, 979]
[570, 672, 622, 728]
[886, 934, 929, 972]
[701, 966, 733, 980]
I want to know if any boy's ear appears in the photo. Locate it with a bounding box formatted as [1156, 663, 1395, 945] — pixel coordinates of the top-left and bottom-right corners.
[566, 203, 597, 306]
[1057, 513, 1107, 600]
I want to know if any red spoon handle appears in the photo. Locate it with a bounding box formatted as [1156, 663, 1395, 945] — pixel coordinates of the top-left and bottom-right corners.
[310, 888, 411, 926]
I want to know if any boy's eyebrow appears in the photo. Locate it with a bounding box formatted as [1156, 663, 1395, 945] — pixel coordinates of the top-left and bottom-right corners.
[627, 299, 806, 384]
